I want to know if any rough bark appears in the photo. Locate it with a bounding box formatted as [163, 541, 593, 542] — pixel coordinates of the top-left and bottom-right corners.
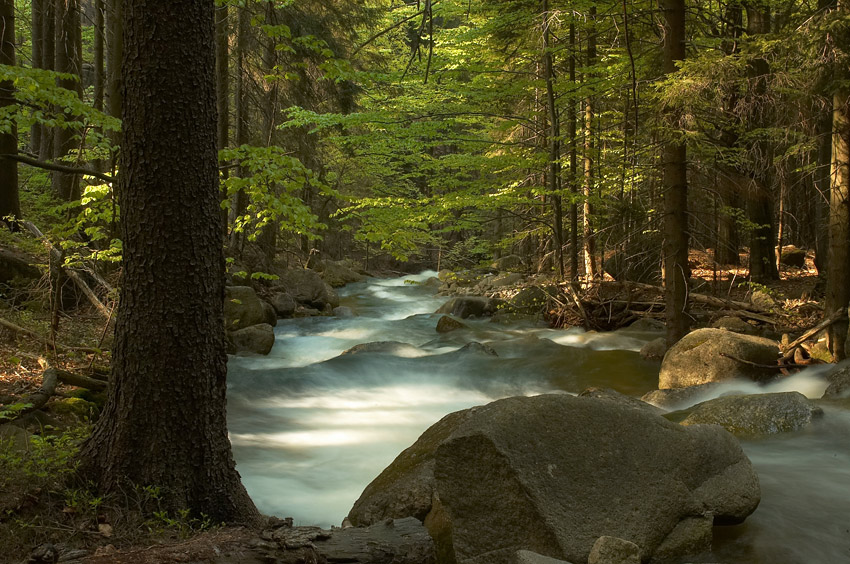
[228, 2, 250, 252]
[216, 1, 230, 236]
[568, 21, 579, 282]
[582, 6, 597, 280]
[30, 0, 45, 156]
[661, 0, 690, 346]
[93, 0, 104, 112]
[52, 0, 83, 201]
[0, 0, 18, 229]
[79, 0, 260, 525]
[827, 89, 850, 360]
[543, 0, 564, 278]
[106, 0, 122, 170]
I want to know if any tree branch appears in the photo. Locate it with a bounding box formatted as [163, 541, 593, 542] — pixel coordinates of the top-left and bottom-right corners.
[0, 153, 113, 183]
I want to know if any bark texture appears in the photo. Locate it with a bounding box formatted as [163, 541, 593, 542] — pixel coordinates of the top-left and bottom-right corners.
[52, 0, 83, 201]
[79, 0, 260, 525]
[661, 0, 690, 346]
[0, 0, 18, 228]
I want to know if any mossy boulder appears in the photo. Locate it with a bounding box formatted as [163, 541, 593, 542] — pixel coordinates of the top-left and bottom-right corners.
[659, 328, 779, 389]
[48, 397, 98, 421]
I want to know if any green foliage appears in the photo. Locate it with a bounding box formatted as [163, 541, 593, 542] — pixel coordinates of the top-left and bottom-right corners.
[0, 403, 33, 422]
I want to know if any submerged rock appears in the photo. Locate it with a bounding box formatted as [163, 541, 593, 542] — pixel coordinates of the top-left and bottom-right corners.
[436, 315, 467, 333]
[674, 392, 823, 437]
[349, 394, 760, 564]
[342, 341, 423, 357]
[640, 383, 726, 411]
[659, 328, 779, 389]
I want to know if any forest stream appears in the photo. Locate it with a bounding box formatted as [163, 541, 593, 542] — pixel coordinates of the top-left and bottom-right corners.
[226, 272, 850, 564]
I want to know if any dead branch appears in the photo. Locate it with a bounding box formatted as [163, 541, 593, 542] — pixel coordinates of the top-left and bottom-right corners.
[21, 221, 112, 320]
[0, 316, 102, 354]
[780, 311, 844, 354]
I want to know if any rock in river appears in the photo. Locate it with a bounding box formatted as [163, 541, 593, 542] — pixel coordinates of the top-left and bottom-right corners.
[348, 393, 760, 564]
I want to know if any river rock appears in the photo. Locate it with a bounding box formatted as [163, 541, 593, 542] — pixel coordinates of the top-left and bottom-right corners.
[436, 315, 467, 333]
[342, 341, 423, 357]
[587, 536, 641, 564]
[640, 383, 725, 411]
[676, 392, 823, 437]
[509, 286, 550, 312]
[261, 299, 277, 326]
[492, 255, 524, 271]
[269, 291, 297, 317]
[436, 296, 500, 319]
[276, 268, 340, 309]
[628, 318, 666, 332]
[319, 260, 365, 288]
[515, 550, 572, 564]
[823, 363, 850, 399]
[640, 337, 667, 361]
[229, 323, 275, 355]
[349, 394, 760, 564]
[658, 328, 779, 389]
[710, 316, 757, 335]
[334, 306, 356, 318]
[225, 286, 268, 330]
[577, 388, 663, 415]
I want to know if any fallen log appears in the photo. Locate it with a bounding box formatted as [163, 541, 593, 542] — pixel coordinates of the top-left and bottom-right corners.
[780, 311, 844, 354]
[617, 281, 769, 313]
[0, 368, 59, 420]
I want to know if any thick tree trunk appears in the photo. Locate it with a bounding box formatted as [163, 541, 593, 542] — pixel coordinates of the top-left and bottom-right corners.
[661, 0, 690, 346]
[53, 0, 83, 201]
[0, 0, 18, 229]
[582, 7, 597, 280]
[79, 0, 260, 525]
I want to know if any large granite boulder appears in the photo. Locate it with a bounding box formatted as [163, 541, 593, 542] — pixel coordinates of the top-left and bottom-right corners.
[824, 363, 850, 399]
[276, 268, 340, 310]
[224, 286, 268, 331]
[659, 328, 779, 389]
[673, 392, 823, 437]
[436, 297, 501, 319]
[349, 394, 760, 564]
[269, 291, 297, 317]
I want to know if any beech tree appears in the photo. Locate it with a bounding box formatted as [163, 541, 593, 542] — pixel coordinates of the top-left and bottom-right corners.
[79, 0, 260, 524]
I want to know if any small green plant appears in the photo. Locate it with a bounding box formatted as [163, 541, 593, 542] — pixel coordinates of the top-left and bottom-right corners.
[0, 403, 33, 422]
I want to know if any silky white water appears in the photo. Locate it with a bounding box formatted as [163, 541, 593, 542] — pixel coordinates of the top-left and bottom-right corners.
[226, 272, 850, 563]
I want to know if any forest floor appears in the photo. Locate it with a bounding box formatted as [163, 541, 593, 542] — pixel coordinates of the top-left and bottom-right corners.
[0, 242, 834, 562]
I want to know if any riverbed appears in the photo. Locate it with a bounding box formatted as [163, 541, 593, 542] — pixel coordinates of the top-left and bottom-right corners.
[227, 272, 850, 564]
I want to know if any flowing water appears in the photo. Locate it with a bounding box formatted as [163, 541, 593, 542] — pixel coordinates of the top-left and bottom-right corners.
[227, 272, 850, 564]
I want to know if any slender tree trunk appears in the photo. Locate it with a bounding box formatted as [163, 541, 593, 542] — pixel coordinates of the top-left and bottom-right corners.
[582, 6, 597, 280]
[259, 0, 279, 271]
[0, 0, 18, 229]
[94, 0, 104, 112]
[827, 87, 850, 360]
[568, 21, 578, 282]
[216, 0, 230, 237]
[38, 0, 55, 162]
[30, 0, 45, 156]
[79, 0, 261, 525]
[543, 0, 563, 278]
[53, 0, 83, 201]
[106, 0, 122, 171]
[661, 0, 690, 346]
[228, 2, 250, 252]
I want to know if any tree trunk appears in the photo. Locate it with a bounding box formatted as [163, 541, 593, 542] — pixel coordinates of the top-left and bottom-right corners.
[582, 6, 597, 280]
[94, 0, 104, 112]
[30, 0, 45, 156]
[79, 0, 261, 525]
[543, 0, 563, 279]
[38, 0, 55, 163]
[0, 0, 18, 229]
[568, 21, 578, 282]
[53, 0, 83, 201]
[228, 2, 250, 252]
[106, 0, 122, 171]
[661, 0, 690, 346]
[216, 0, 229, 237]
[827, 88, 850, 360]
[744, 2, 779, 282]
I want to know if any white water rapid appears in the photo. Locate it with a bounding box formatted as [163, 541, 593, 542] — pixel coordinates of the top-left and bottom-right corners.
[226, 272, 850, 564]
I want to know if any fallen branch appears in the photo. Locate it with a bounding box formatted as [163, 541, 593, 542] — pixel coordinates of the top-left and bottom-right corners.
[54, 368, 108, 391]
[618, 281, 768, 313]
[0, 316, 102, 354]
[0, 153, 113, 183]
[1, 368, 59, 420]
[21, 221, 112, 320]
[780, 310, 845, 354]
